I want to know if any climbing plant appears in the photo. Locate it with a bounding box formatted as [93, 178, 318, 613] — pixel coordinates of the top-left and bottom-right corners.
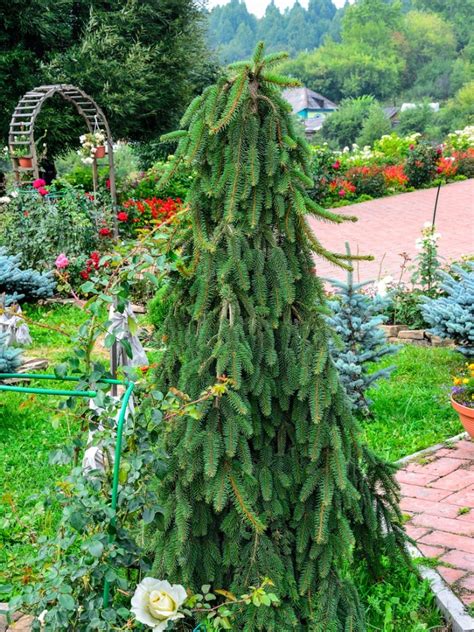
[151, 43, 406, 630]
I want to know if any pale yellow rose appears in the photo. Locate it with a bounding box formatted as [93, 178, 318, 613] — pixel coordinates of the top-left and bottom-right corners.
[131, 578, 187, 631]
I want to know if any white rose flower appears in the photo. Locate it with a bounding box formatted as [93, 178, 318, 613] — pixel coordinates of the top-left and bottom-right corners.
[38, 610, 48, 627]
[131, 578, 187, 631]
[10, 190, 18, 198]
[0, 196, 11, 204]
[82, 157, 94, 165]
[374, 276, 393, 297]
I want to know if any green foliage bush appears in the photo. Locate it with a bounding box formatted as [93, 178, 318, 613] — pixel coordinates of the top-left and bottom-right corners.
[123, 156, 193, 202]
[404, 143, 439, 188]
[345, 165, 387, 197]
[356, 104, 392, 148]
[2, 186, 104, 272]
[322, 96, 376, 149]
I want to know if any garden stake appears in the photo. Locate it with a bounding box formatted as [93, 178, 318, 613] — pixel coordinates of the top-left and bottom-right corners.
[0, 372, 134, 610]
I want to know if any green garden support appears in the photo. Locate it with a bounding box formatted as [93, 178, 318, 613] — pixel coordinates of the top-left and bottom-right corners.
[0, 373, 135, 609]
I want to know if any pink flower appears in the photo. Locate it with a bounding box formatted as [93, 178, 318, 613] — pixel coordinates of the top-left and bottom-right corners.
[38, 187, 48, 196]
[332, 160, 341, 170]
[55, 253, 69, 269]
[33, 178, 46, 189]
[409, 144, 415, 151]
[338, 189, 346, 197]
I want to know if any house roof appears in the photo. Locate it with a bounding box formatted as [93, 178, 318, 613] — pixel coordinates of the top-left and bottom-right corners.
[383, 106, 399, 120]
[282, 87, 337, 114]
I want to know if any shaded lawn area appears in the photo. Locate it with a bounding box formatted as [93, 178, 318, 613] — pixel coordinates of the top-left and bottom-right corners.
[0, 305, 462, 629]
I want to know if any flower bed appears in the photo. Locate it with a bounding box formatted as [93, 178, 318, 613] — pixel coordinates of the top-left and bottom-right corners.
[309, 126, 473, 208]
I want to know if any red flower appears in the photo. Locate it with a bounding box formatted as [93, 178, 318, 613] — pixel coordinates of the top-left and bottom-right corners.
[99, 227, 112, 237]
[106, 179, 111, 190]
[33, 178, 46, 189]
[117, 211, 129, 222]
[436, 166, 443, 174]
[80, 270, 89, 280]
[38, 187, 48, 196]
[23, 211, 29, 217]
[332, 160, 341, 170]
[85, 193, 95, 201]
[409, 144, 415, 150]
[338, 189, 346, 197]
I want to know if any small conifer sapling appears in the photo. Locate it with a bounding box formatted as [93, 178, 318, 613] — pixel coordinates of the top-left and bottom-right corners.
[326, 243, 398, 416]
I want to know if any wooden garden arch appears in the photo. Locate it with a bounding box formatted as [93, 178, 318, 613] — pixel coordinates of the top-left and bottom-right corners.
[8, 84, 117, 207]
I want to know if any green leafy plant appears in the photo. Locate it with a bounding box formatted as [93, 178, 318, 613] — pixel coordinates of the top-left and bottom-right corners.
[2, 185, 106, 275]
[404, 142, 439, 188]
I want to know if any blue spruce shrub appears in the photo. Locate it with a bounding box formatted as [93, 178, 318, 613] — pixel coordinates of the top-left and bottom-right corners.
[422, 262, 474, 357]
[326, 261, 398, 415]
[0, 249, 56, 305]
[0, 332, 22, 372]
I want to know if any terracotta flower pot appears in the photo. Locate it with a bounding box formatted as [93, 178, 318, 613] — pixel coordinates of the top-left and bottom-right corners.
[451, 397, 474, 439]
[95, 146, 106, 159]
[18, 157, 32, 168]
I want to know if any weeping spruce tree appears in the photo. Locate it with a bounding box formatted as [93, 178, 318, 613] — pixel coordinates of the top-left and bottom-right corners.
[152, 44, 406, 630]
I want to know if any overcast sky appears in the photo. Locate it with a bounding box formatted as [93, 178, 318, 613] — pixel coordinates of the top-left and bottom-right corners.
[207, 0, 350, 18]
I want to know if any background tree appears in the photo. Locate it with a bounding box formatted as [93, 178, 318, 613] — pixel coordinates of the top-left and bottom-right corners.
[322, 96, 376, 148]
[0, 0, 214, 164]
[396, 104, 435, 136]
[356, 103, 392, 147]
[151, 44, 405, 630]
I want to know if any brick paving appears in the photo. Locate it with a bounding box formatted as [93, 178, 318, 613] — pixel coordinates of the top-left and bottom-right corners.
[398, 437, 474, 607]
[309, 179, 474, 282]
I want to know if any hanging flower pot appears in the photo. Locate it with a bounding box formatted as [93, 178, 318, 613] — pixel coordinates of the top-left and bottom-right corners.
[19, 157, 32, 168]
[451, 398, 474, 439]
[78, 131, 107, 164]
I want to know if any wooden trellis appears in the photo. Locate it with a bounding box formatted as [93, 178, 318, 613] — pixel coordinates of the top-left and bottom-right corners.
[8, 84, 117, 207]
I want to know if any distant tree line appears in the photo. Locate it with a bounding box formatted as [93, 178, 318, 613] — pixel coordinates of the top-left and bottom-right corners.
[207, 0, 473, 107]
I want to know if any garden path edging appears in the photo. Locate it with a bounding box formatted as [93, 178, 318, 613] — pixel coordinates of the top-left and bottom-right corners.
[397, 434, 474, 632]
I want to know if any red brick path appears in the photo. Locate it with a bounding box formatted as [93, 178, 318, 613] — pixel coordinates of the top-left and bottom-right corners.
[398, 437, 474, 606]
[309, 179, 474, 282]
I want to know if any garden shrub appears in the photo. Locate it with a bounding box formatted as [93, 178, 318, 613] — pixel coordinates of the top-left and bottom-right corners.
[0, 248, 56, 305]
[123, 156, 193, 201]
[383, 164, 408, 189]
[322, 95, 376, 149]
[404, 142, 439, 187]
[454, 148, 474, 178]
[383, 288, 427, 329]
[373, 132, 420, 162]
[422, 262, 474, 357]
[150, 44, 406, 630]
[2, 185, 104, 272]
[345, 165, 387, 197]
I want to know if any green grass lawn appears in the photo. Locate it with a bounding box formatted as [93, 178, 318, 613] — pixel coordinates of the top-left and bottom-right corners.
[366, 344, 462, 461]
[0, 305, 462, 629]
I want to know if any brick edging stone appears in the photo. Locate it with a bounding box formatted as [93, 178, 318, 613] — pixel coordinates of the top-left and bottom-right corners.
[397, 433, 474, 632]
